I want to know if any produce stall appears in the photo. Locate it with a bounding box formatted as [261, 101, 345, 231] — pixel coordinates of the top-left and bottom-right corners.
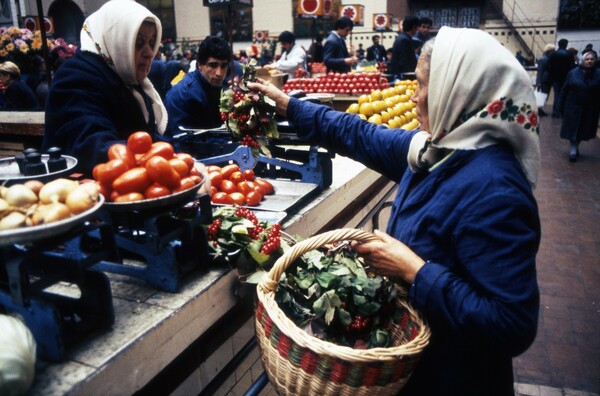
[12, 155, 396, 396]
[0, 61, 420, 395]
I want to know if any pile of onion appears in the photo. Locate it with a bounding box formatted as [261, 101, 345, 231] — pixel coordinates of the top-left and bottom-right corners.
[0, 179, 100, 231]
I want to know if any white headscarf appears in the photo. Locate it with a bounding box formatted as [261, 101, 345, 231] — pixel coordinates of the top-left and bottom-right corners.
[407, 27, 540, 188]
[79, 0, 167, 134]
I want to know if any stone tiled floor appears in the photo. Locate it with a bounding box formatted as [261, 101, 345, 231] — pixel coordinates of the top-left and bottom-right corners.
[512, 116, 600, 395]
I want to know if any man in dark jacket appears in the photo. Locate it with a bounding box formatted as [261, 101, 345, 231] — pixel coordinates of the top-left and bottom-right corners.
[323, 17, 358, 73]
[391, 16, 420, 80]
[165, 36, 232, 136]
[366, 35, 387, 63]
[547, 38, 575, 118]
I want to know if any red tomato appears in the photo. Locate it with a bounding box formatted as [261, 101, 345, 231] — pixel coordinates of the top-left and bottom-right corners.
[108, 143, 136, 169]
[176, 153, 195, 171]
[114, 192, 145, 202]
[220, 164, 240, 180]
[229, 192, 246, 206]
[210, 186, 218, 196]
[144, 183, 171, 199]
[207, 165, 222, 174]
[174, 177, 196, 192]
[255, 178, 274, 195]
[169, 158, 190, 177]
[237, 181, 254, 196]
[212, 192, 234, 205]
[127, 131, 153, 154]
[96, 158, 129, 185]
[112, 167, 152, 195]
[245, 191, 262, 206]
[189, 175, 202, 184]
[209, 171, 223, 189]
[145, 156, 181, 189]
[188, 166, 201, 178]
[139, 142, 175, 166]
[93, 163, 105, 181]
[220, 179, 237, 194]
[229, 171, 244, 184]
[243, 169, 255, 181]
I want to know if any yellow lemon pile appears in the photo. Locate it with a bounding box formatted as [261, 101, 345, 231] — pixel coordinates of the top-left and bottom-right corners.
[345, 79, 420, 131]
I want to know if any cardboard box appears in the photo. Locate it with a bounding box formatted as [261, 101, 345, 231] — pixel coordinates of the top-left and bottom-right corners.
[255, 67, 287, 89]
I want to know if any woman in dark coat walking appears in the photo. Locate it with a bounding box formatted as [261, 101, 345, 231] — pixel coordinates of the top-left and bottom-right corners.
[558, 50, 600, 161]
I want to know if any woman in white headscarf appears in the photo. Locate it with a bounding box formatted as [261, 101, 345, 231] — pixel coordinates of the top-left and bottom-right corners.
[42, 0, 168, 176]
[249, 27, 541, 394]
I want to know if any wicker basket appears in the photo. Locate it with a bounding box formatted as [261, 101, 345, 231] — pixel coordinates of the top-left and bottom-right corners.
[255, 228, 430, 396]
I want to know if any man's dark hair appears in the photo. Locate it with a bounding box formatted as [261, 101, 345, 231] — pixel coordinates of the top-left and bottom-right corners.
[558, 38, 569, 49]
[403, 16, 420, 32]
[279, 31, 295, 44]
[334, 16, 354, 30]
[197, 36, 232, 64]
[419, 17, 433, 26]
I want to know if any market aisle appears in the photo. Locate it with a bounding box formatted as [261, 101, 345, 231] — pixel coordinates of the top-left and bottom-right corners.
[512, 115, 600, 395]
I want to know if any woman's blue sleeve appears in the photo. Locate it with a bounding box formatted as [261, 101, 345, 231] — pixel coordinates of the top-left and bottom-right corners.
[287, 98, 415, 182]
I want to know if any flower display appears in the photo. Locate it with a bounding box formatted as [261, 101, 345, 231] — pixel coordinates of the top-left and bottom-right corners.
[0, 26, 75, 73]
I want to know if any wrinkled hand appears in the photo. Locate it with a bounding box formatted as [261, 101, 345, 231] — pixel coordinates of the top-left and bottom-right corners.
[194, 162, 212, 196]
[246, 78, 290, 117]
[351, 229, 425, 283]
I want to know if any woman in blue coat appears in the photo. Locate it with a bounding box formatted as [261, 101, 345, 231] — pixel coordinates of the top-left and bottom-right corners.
[42, 0, 168, 176]
[558, 50, 600, 162]
[250, 26, 541, 395]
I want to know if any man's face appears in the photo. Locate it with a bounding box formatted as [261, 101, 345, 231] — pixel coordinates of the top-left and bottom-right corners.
[418, 23, 431, 35]
[338, 26, 352, 38]
[373, 36, 380, 45]
[280, 42, 293, 53]
[198, 56, 229, 87]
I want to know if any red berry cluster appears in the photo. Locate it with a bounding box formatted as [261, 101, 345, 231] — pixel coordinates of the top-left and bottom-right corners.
[235, 207, 264, 239]
[207, 218, 222, 245]
[260, 223, 281, 255]
[220, 112, 228, 121]
[233, 113, 251, 123]
[241, 135, 260, 148]
[347, 314, 371, 332]
[232, 91, 246, 103]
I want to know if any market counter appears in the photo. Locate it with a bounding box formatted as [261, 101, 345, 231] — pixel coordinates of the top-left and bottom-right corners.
[0, 111, 44, 157]
[27, 155, 397, 395]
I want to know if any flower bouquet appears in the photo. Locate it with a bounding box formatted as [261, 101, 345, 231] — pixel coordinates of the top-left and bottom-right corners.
[219, 58, 279, 158]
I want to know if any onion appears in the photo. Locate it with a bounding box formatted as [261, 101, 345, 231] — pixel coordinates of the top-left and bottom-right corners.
[23, 180, 44, 196]
[4, 185, 38, 208]
[0, 198, 8, 212]
[28, 202, 72, 226]
[66, 182, 99, 214]
[0, 211, 27, 230]
[0, 315, 36, 396]
[38, 178, 78, 204]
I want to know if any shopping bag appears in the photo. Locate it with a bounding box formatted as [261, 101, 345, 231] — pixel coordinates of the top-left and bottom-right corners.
[535, 89, 548, 108]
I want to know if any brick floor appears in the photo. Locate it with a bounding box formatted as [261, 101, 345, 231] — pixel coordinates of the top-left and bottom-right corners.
[512, 116, 600, 395]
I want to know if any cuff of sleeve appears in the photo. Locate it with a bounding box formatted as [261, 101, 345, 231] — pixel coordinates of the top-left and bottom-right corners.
[409, 260, 448, 311]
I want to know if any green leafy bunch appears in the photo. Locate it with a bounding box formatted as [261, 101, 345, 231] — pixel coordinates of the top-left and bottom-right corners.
[219, 58, 279, 156]
[275, 243, 403, 349]
[205, 206, 291, 283]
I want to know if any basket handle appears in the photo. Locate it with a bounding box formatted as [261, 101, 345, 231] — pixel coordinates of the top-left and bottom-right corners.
[258, 228, 380, 293]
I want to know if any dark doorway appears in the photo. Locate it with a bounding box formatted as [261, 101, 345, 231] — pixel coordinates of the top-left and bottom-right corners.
[48, 0, 84, 44]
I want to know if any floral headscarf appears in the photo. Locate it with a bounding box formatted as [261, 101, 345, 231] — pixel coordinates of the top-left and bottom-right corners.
[79, 0, 167, 134]
[407, 27, 540, 188]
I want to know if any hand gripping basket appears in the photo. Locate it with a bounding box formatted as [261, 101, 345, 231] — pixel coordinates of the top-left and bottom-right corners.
[255, 228, 430, 395]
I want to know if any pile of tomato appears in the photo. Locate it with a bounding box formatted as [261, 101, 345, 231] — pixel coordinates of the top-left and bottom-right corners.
[207, 163, 274, 206]
[93, 132, 202, 203]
